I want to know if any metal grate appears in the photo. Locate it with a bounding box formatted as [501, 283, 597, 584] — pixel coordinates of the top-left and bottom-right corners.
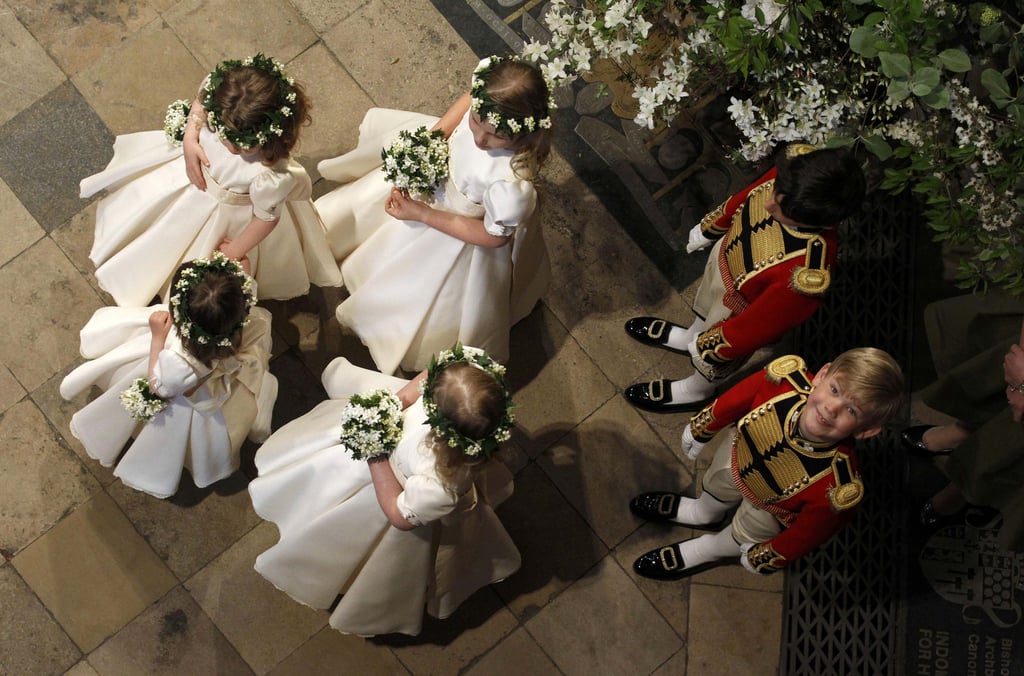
[781, 190, 916, 676]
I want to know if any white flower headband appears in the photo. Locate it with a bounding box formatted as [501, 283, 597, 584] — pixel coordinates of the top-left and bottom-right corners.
[169, 252, 257, 347]
[202, 53, 297, 150]
[420, 344, 515, 458]
[470, 56, 555, 138]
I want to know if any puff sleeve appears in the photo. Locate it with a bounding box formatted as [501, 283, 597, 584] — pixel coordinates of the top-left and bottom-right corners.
[395, 474, 459, 527]
[150, 350, 201, 398]
[482, 179, 537, 237]
[250, 168, 297, 221]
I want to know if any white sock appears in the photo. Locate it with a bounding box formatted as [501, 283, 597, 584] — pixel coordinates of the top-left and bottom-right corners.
[676, 528, 742, 568]
[664, 317, 706, 350]
[671, 491, 732, 525]
[669, 373, 716, 403]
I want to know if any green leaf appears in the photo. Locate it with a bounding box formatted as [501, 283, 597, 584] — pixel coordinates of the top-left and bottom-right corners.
[981, 68, 1014, 108]
[861, 134, 893, 160]
[937, 48, 972, 73]
[887, 79, 911, 101]
[879, 52, 912, 79]
[862, 11, 886, 27]
[826, 136, 857, 148]
[850, 26, 881, 57]
[920, 85, 951, 109]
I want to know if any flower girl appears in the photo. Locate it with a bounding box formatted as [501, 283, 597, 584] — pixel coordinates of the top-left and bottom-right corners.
[81, 53, 341, 306]
[60, 253, 277, 499]
[315, 55, 554, 374]
[249, 345, 520, 636]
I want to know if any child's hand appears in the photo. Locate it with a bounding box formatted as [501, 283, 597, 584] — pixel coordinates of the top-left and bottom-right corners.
[149, 310, 172, 336]
[384, 187, 426, 222]
[183, 134, 210, 191]
[218, 238, 244, 261]
[238, 255, 252, 276]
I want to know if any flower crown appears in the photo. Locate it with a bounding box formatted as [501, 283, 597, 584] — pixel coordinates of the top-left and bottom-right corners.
[169, 252, 257, 347]
[202, 53, 297, 151]
[470, 56, 555, 138]
[420, 344, 515, 458]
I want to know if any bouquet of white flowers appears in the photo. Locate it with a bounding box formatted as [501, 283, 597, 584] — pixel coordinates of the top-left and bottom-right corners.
[119, 378, 168, 422]
[339, 389, 404, 461]
[380, 126, 450, 198]
[163, 99, 193, 146]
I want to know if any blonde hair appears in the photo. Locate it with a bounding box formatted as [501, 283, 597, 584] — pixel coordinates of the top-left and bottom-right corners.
[484, 59, 552, 180]
[827, 347, 905, 426]
[427, 362, 506, 485]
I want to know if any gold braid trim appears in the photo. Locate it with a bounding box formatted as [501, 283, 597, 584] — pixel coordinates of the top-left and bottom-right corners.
[699, 199, 730, 239]
[690, 404, 717, 443]
[746, 542, 787, 573]
[765, 355, 808, 386]
[785, 143, 818, 158]
[696, 325, 732, 366]
[828, 452, 864, 512]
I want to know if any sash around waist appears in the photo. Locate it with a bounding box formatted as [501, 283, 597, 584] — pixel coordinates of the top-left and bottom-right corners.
[201, 165, 252, 207]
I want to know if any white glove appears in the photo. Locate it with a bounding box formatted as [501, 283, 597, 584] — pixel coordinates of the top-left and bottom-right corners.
[739, 542, 761, 574]
[686, 224, 715, 253]
[687, 336, 712, 374]
[681, 425, 706, 460]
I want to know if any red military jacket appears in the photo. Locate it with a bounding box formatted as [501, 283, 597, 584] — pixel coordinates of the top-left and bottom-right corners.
[694, 168, 839, 376]
[689, 355, 864, 573]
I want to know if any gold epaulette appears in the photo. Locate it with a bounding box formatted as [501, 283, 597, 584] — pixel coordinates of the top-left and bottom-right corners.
[765, 355, 810, 388]
[827, 452, 864, 512]
[785, 143, 818, 158]
[790, 235, 831, 296]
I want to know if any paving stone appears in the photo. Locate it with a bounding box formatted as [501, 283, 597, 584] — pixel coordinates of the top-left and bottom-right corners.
[525, 557, 682, 676]
[686, 584, 782, 674]
[0, 362, 26, 416]
[0, 239, 103, 392]
[0, 399, 99, 557]
[0, 83, 113, 232]
[465, 627, 560, 676]
[12, 492, 177, 652]
[72, 20, 206, 135]
[87, 586, 253, 675]
[0, 175, 45, 267]
[184, 522, 327, 674]
[0, 564, 81, 675]
[267, 627, 406, 676]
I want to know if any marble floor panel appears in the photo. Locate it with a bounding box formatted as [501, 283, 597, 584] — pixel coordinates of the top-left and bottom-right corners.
[0, 1, 807, 674]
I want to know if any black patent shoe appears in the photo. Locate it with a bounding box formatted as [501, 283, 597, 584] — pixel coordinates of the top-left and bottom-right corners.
[630, 492, 683, 522]
[900, 425, 953, 457]
[624, 317, 690, 355]
[624, 380, 714, 413]
[633, 542, 717, 581]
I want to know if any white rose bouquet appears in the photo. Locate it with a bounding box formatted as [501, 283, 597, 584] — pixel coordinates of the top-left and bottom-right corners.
[380, 126, 450, 199]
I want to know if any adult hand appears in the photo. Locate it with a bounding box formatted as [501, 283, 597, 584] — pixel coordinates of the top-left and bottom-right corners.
[1008, 389, 1024, 423]
[1004, 344, 1024, 387]
[184, 134, 210, 191]
[384, 187, 426, 222]
[686, 224, 715, 253]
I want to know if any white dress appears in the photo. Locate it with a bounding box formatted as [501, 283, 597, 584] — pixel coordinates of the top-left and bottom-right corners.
[249, 358, 521, 637]
[81, 125, 342, 306]
[59, 305, 278, 499]
[314, 107, 550, 374]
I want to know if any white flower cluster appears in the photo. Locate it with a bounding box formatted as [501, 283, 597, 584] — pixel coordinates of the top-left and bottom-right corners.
[119, 378, 168, 422]
[948, 83, 1003, 167]
[381, 126, 450, 198]
[740, 0, 790, 32]
[339, 389, 404, 461]
[727, 75, 863, 161]
[962, 174, 1022, 234]
[163, 99, 192, 146]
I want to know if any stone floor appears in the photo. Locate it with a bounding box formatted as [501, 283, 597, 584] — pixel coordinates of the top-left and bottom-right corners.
[0, 1, 786, 674]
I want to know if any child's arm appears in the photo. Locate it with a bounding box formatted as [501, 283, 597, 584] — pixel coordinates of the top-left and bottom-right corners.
[367, 457, 417, 530]
[146, 310, 173, 392]
[385, 187, 510, 248]
[218, 215, 280, 261]
[183, 97, 211, 191]
[432, 93, 471, 139]
[395, 371, 427, 409]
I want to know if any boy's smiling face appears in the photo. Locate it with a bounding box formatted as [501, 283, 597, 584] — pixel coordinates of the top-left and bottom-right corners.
[799, 364, 881, 444]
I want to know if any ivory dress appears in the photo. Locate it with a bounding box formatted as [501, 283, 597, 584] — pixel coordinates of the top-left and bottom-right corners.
[249, 358, 521, 636]
[81, 125, 341, 306]
[60, 304, 277, 499]
[314, 106, 550, 374]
